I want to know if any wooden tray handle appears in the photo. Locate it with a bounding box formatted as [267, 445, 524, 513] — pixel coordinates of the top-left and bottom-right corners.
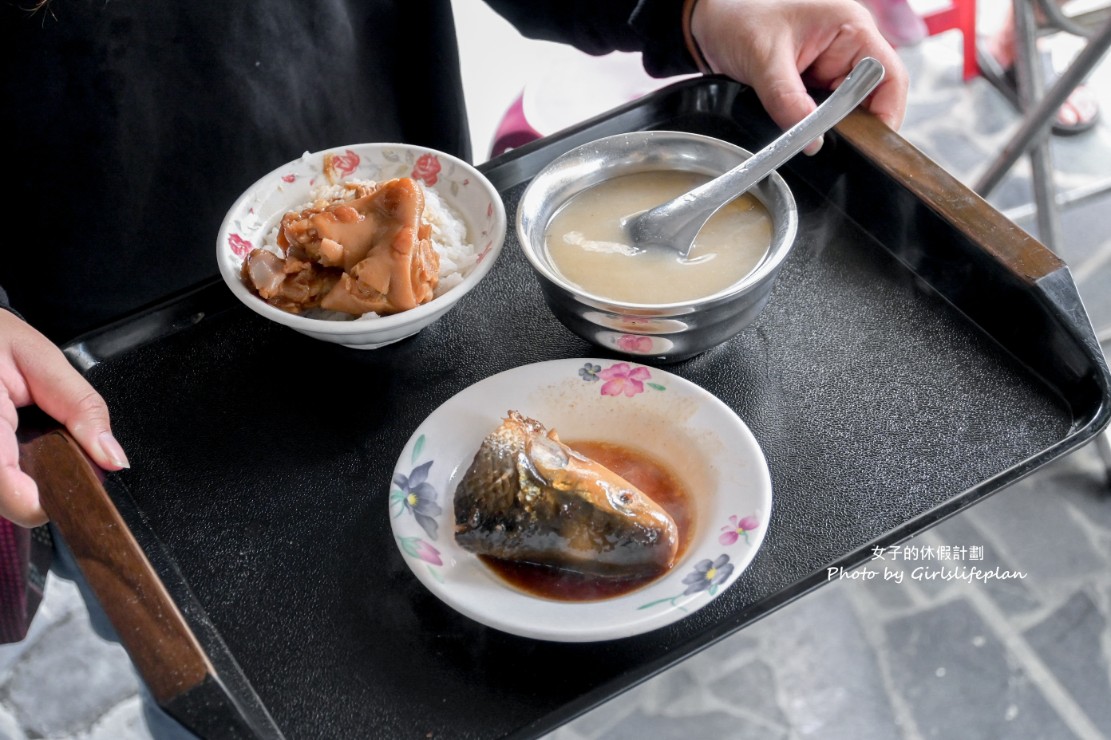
[836, 110, 1064, 283]
[19, 429, 214, 705]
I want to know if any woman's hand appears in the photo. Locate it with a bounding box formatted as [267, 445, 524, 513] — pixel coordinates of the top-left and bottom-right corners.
[692, 0, 909, 144]
[0, 310, 129, 527]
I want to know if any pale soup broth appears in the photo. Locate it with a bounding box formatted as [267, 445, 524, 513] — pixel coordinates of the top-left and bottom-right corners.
[544, 170, 773, 304]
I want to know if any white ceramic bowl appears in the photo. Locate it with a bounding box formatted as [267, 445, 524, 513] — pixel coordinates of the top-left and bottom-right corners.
[390, 358, 773, 642]
[217, 143, 506, 349]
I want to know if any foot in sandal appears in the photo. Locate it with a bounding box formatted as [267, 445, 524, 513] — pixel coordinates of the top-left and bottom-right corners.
[977, 34, 1100, 136]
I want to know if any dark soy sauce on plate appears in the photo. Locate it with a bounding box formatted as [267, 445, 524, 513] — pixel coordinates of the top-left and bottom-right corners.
[479, 441, 694, 602]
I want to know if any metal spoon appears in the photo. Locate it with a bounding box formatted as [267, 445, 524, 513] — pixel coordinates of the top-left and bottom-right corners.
[623, 57, 886, 258]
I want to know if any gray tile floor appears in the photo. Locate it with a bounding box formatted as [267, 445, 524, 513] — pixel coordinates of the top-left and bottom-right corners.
[3, 10, 1110, 740]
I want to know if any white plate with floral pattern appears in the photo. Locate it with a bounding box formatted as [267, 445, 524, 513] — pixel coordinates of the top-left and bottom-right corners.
[216, 142, 505, 349]
[390, 358, 772, 642]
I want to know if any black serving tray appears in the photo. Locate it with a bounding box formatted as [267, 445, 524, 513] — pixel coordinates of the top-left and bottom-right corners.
[57, 78, 1111, 739]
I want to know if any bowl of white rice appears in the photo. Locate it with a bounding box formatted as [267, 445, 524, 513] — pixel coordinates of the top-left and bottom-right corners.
[217, 142, 506, 348]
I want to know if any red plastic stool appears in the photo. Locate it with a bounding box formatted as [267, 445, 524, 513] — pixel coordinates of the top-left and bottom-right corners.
[922, 0, 980, 80]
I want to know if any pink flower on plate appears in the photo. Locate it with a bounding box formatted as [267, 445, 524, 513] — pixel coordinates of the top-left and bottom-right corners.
[411, 153, 441, 186]
[719, 514, 760, 546]
[281, 173, 297, 184]
[617, 334, 654, 354]
[398, 536, 443, 566]
[228, 233, 253, 258]
[598, 362, 652, 397]
[325, 150, 360, 181]
[414, 540, 443, 566]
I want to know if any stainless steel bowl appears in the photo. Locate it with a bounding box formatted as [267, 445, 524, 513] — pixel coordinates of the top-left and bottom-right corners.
[517, 131, 798, 362]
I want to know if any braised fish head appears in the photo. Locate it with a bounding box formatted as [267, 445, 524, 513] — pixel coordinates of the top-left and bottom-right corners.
[454, 411, 679, 578]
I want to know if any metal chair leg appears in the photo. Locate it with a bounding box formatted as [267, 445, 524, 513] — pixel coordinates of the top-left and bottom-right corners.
[975, 12, 1111, 204]
[1096, 425, 1111, 488]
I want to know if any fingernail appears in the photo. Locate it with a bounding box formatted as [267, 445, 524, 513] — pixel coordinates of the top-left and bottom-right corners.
[98, 432, 131, 469]
[804, 134, 825, 157]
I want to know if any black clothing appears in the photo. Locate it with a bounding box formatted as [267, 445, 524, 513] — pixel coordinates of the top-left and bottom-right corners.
[2, 0, 694, 343]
